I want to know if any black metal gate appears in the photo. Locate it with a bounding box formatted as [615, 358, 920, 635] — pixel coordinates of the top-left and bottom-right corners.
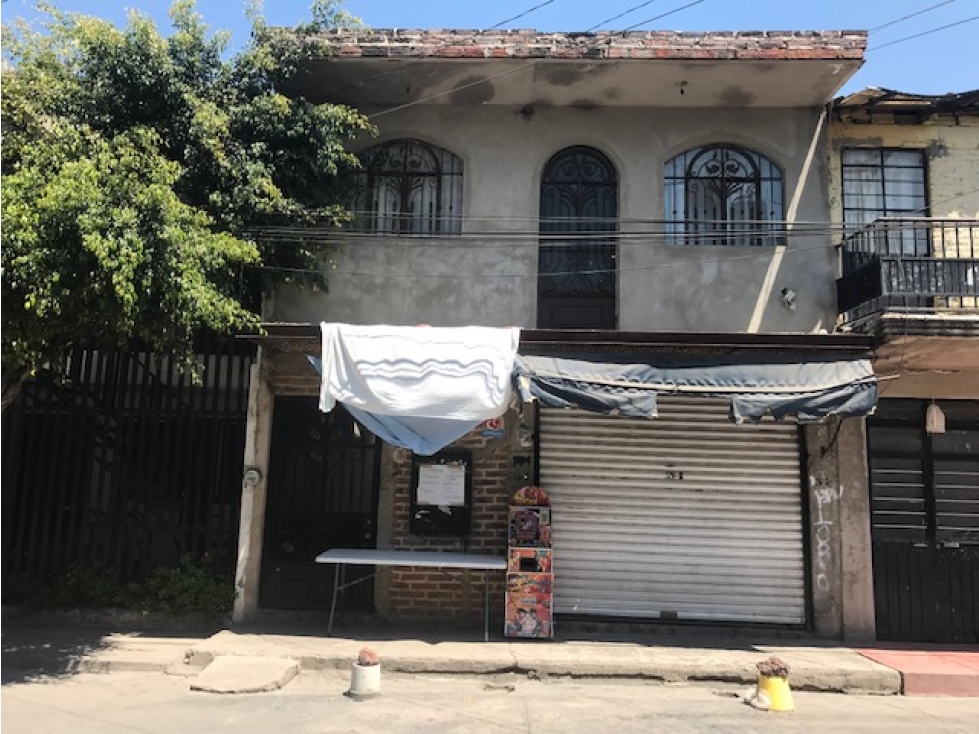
[538, 146, 618, 329]
[1, 338, 254, 588]
[869, 399, 979, 643]
[260, 397, 381, 611]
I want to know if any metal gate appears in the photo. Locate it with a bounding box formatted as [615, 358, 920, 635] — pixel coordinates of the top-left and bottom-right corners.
[538, 146, 618, 329]
[1, 338, 254, 586]
[869, 399, 979, 643]
[539, 399, 805, 625]
[260, 397, 381, 611]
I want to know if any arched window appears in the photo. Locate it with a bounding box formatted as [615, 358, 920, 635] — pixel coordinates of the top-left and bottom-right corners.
[538, 146, 618, 329]
[665, 144, 784, 246]
[355, 139, 463, 234]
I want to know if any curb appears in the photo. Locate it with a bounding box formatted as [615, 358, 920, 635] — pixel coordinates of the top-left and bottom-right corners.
[172, 650, 904, 695]
[4, 657, 174, 675]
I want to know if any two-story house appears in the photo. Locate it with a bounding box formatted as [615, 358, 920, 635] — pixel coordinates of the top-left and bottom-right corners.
[831, 87, 979, 643]
[232, 29, 887, 641]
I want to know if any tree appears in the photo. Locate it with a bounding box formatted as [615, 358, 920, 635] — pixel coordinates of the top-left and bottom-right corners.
[1, 1, 373, 409]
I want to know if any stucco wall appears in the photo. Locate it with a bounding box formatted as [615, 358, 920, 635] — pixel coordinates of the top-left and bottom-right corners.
[274, 103, 836, 334]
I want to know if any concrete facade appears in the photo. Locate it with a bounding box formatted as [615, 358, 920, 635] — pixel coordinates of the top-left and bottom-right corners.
[233, 30, 877, 638]
[804, 418, 875, 641]
[274, 104, 838, 334]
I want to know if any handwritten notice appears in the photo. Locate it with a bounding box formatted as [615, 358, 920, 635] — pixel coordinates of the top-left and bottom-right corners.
[417, 463, 466, 507]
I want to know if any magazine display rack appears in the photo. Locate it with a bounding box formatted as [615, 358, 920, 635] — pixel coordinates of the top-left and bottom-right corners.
[505, 486, 554, 639]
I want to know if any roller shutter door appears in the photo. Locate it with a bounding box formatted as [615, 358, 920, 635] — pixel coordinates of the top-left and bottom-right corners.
[539, 398, 805, 625]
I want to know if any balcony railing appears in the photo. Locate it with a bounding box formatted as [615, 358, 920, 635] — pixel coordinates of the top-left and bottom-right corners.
[837, 218, 979, 318]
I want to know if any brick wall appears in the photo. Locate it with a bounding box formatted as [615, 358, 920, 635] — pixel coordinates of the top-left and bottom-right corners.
[269, 350, 535, 627]
[384, 420, 528, 624]
[321, 29, 867, 61]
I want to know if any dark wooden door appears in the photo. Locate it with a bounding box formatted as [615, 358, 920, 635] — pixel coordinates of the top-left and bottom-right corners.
[260, 398, 380, 611]
[869, 400, 979, 643]
[538, 146, 617, 329]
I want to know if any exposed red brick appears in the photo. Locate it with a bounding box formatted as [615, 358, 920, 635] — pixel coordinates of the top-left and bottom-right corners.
[313, 28, 867, 62]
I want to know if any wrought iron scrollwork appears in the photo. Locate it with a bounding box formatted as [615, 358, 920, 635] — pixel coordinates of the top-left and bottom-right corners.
[355, 139, 463, 234]
[539, 146, 618, 297]
[665, 144, 784, 246]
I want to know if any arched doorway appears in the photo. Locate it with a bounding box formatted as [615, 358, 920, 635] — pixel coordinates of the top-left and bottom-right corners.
[538, 146, 618, 329]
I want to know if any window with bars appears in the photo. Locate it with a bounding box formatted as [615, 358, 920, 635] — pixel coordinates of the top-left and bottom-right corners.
[665, 144, 784, 246]
[841, 148, 929, 255]
[354, 139, 463, 235]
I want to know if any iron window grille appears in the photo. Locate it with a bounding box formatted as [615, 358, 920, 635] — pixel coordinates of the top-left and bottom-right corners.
[665, 144, 784, 246]
[354, 139, 463, 235]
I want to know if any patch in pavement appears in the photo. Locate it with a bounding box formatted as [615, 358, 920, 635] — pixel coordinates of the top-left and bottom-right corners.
[190, 656, 299, 694]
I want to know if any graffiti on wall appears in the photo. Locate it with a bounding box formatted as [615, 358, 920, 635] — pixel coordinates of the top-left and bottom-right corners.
[811, 475, 841, 593]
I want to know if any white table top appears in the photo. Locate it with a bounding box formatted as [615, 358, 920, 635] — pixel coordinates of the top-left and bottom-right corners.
[315, 548, 507, 570]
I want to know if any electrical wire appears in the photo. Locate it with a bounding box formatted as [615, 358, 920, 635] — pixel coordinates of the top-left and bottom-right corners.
[321, 1, 557, 98]
[356, 0, 706, 119]
[243, 234, 850, 280]
[489, 0, 555, 30]
[620, 0, 705, 33]
[367, 59, 540, 119]
[867, 14, 979, 51]
[868, 0, 955, 34]
[584, 0, 661, 32]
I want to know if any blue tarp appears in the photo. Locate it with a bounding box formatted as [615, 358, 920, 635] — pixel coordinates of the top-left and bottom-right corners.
[311, 349, 878, 455]
[513, 353, 877, 424]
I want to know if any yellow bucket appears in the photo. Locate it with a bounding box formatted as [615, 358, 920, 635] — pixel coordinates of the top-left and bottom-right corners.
[758, 674, 795, 712]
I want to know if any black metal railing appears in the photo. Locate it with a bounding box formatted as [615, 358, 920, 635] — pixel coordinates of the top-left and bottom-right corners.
[837, 218, 979, 317]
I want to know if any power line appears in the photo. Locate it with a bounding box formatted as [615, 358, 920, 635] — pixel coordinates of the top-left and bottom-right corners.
[245, 233, 851, 281]
[489, 0, 555, 30]
[621, 0, 705, 33]
[584, 1, 661, 32]
[368, 60, 539, 119]
[253, 225, 858, 250]
[322, 1, 557, 98]
[868, 0, 955, 34]
[255, 234, 848, 251]
[361, 0, 706, 119]
[867, 14, 979, 51]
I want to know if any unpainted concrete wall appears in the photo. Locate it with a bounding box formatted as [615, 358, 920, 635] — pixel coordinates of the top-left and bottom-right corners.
[274, 104, 836, 333]
[804, 417, 875, 642]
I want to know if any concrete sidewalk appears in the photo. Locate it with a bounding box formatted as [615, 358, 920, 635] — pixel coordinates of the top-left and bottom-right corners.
[2, 623, 901, 695]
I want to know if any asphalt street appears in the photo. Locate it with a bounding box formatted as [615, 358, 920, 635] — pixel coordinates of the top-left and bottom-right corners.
[3, 670, 979, 734]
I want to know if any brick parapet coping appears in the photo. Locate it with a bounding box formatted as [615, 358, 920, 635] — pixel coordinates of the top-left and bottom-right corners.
[320, 29, 867, 61]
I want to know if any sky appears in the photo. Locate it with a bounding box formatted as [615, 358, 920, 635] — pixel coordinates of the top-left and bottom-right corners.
[3, 0, 978, 96]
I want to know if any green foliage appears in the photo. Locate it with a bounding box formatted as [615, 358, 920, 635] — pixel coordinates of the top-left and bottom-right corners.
[6, 555, 236, 616]
[137, 554, 238, 614]
[1, 1, 373, 400]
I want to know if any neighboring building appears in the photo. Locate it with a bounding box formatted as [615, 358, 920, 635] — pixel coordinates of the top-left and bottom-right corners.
[233, 29, 885, 641]
[831, 88, 979, 643]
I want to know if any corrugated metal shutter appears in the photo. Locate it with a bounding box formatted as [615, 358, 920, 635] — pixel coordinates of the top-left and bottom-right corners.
[539, 398, 805, 625]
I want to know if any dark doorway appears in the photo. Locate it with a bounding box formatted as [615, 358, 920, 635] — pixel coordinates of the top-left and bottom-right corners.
[538, 146, 618, 329]
[868, 399, 979, 643]
[260, 397, 381, 611]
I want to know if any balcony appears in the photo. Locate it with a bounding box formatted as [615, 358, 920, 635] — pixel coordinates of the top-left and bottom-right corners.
[837, 219, 979, 328]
